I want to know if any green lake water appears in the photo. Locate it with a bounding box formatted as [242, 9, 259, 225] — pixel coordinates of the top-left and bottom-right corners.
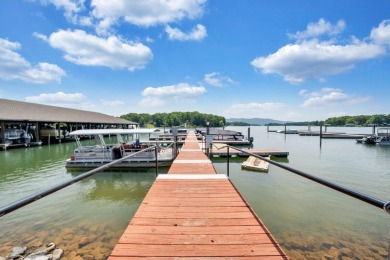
[0, 126, 389, 259]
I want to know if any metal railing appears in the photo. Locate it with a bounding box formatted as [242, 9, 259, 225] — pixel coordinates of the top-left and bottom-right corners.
[0, 146, 160, 217]
[212, 144, 390, 214]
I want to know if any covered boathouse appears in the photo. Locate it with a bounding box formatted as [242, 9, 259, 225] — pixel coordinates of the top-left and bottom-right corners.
[0, 98, 138, 149]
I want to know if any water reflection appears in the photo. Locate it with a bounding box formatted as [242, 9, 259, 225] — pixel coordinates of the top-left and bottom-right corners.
[69, 170, 158, 204]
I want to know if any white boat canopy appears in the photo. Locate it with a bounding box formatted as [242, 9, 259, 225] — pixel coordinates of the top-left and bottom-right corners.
[69, 128, 160, 136]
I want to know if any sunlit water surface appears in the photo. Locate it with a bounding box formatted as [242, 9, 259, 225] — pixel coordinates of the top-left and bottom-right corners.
[0, 126, 389, 259]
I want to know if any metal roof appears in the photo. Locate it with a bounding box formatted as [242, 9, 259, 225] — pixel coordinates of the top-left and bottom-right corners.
[0, 98, 137, 125]
[69, 128, 160, 136]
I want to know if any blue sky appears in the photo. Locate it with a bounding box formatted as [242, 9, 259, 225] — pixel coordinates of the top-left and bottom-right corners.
[0, 0, 389, 121]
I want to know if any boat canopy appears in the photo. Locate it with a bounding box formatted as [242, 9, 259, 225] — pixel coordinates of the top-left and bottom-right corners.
[69, 128, 160, 136]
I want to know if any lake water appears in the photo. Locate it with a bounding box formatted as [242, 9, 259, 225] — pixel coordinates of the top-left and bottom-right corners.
[0, 126, 389, 259]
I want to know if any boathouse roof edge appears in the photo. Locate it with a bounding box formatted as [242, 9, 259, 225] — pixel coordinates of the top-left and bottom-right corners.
[0, 98, 137, 125]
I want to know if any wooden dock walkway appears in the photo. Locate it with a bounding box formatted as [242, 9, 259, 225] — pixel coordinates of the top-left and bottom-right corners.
[109, 131, 288, 259]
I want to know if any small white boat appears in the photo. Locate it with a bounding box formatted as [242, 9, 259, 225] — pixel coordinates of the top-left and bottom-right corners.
[356, 135, 378, 144]
[241, 156, 269, 173]
[65, 128, 174, 168]
[276, 129, 299, 134]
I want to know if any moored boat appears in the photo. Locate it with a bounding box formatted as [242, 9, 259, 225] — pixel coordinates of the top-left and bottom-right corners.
[356, 135, 378, 144]
[195, 128, 254, 144]
[375, 127, 390, 145]
[65, 129, 174, 168]
[0, 128, 31, 146]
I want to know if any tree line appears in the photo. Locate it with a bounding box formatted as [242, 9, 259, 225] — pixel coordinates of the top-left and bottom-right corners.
[120, 112, 390, 127]
[324, 114, 390, 126]
[120, 111, 226, 127]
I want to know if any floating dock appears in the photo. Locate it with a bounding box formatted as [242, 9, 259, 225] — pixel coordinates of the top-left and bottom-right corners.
[298, 131, 366, 139]
[211, 143, 289, 157]
[108, 131, 288, 259]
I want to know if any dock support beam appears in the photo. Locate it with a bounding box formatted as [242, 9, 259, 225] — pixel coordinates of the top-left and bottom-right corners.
[1, 120, 5, 147]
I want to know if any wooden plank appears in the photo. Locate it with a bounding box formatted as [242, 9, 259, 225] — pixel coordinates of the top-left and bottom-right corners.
[139, 201, 248, 207]
[129, 217, 260, 226]
[132, 211, 256, 219]
[109, 257, 286, 259]
[122, 225, 267, 235]
[110, 244, 283, 257]
[135, 206, 250, 213]
[117, 233, 275, 245]
[168, 164, 216, 174]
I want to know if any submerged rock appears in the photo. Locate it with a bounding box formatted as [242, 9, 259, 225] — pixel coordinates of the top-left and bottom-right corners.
[52, 249, 63, 260]
[24, 243, 55, 260]
[24, 256, 51, 260]
[8, 247, 27, 259]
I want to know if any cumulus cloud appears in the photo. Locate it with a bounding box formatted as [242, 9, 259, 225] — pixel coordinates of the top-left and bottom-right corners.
[25, 91, 94, 109]
[41, 0, 207, 35]
[300, 88, 371, 107]
[252, 40, 385, 84]
[204, 72, 235, 87]
[36, 29, 153, 70]
[140, 83, 206, 107]
[289, 18, 346, 41]
[251, 19, 388, 84]
[0, 38, 66, 83]
[165, 24, 207, 41]
[91, 0, 206, 27]
[40, 0, 89, 25]
[370, 20, 390, 46]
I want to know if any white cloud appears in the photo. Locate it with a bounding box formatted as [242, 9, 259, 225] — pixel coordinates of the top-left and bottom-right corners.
[91, 0, 206, 27]
[370, 20, 390, 46]
[301, 88, 371, 107]
[251, 40, 385, 84]
[289, 18, 346, 41]
[251, 19, 388, 84]
[41, 0, 206, 35]
[37, 29, 153, 70]
[204, 72, 235, 87]
[0, 38, 66, 83]
[40, 0, 87, 24]
[299, 89, 308, 96]
[140, 83, 206, 107]
[165, 24, 207, 41]
[25, 91, 94, 109]
[101, 99, 124, 107]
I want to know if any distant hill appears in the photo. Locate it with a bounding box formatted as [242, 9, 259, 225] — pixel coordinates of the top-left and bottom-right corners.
[227, 118, 293, 126]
